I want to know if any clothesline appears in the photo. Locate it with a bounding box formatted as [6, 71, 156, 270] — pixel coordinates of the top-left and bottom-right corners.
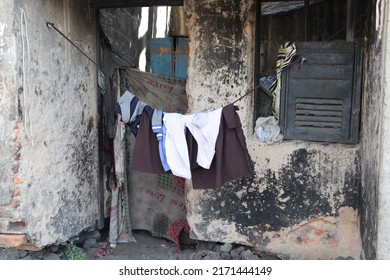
[232, 83, 262, 104]
[46, 21, 258, 111]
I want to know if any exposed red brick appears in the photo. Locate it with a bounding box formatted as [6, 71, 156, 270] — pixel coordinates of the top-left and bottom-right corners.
[12, 177, 22, 185]
[303, 237, 312, 245]
[314, 229, 326, 236]
[0, 234, 26, 247]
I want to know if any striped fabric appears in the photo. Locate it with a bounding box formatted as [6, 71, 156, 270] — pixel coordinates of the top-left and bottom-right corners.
[270, 42, 298, 118]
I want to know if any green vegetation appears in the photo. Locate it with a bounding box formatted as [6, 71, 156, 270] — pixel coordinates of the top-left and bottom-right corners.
[59, 242, 86, 260]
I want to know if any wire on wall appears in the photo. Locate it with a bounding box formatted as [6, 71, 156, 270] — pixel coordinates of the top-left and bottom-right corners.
[21, 9, 34, 146]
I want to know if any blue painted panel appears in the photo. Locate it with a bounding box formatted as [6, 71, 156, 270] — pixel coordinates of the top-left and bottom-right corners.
[150, 38, 173, 77]
[175, 38, 189, 80]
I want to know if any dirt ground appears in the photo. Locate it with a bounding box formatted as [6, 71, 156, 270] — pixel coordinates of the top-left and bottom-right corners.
[0, 230, 196, 260]
[0, 228, 282, 260]
[85, 230, 197, 260]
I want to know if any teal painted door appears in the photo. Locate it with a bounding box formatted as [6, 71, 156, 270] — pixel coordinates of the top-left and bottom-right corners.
[150, 37, 188, 80]
[174, 38, 188, 80]
[150, 38, 174, 77]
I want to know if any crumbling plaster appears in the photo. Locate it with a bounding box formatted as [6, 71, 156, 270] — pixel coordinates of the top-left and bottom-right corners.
[0, 0, 18, 210]
[185, 0, 361, 259]
[1, 0, 99, 248]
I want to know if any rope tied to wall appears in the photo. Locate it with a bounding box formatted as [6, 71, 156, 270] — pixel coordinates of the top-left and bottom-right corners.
[46, 21, 260, 109]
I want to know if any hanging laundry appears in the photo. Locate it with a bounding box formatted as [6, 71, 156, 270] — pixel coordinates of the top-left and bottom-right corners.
[151, 109, 170, 172]
[108, 116, 136, 245]
[131, 110, 167, 174]
[187, 104, 254, 189]
[163, 107, 223, 179]
[159, 124, 171, 172]
[151, 109, 164, 140]
[115, 90, 253, 189]
[121, 67, 188, 114]
[185, 108, 223, 169]
[115, 90, 154, 136]
[270, 42, 299, 118]
[163, 113, 192, 179]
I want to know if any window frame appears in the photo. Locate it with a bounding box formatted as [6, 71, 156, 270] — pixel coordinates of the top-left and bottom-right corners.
[254, 0, 359, 143]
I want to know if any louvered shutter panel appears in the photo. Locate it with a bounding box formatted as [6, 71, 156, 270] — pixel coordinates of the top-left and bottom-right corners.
[279, 41, 362, 143]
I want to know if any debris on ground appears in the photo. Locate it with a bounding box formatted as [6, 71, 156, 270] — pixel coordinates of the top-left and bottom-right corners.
[0, 229, 282, 260]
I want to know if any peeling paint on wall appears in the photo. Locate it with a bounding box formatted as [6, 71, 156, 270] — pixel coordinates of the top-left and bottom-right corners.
[185, 0, 253, 113]
[187, 143, 361, 259]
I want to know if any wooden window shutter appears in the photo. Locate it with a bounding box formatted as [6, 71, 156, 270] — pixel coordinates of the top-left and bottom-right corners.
[279, 41, 362, 143]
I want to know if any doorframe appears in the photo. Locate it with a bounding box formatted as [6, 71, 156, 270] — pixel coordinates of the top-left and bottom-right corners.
[93, 0, 185, 229]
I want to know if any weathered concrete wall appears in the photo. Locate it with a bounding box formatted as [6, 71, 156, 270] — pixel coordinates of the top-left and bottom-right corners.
[100, 7, 147, 70]
[185, 0, 362, 259]
[0, 0, 22, 246]
[0, 0, 98, 249]
[359, 0, 383, 260]
[378, 0, 390, 260]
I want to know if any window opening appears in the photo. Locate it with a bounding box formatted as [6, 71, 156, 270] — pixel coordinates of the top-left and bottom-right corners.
[254, 0, 363, 144]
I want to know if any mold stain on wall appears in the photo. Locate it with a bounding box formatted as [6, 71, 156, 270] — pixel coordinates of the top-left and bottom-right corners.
[188, 147, 361, 258]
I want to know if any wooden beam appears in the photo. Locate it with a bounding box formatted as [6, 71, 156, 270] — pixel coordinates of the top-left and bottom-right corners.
[254, 0, 262, 121]
[94, 0, 183, 9]
[260, 0, 305, 2]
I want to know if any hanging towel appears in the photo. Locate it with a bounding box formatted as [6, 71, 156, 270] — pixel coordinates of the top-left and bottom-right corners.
[185, 108, 223, 169]
[187, 104, 254, 189]
[163, 108, 223, 179]
[163, 113, 191, 179]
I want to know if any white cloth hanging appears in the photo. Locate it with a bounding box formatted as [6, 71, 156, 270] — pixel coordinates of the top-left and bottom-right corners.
[163, 113, 191, 179]
[186, 107, 222, 169]
[163, 108, 223, 179]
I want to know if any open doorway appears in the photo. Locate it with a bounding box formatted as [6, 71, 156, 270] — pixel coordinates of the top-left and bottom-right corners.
[95, 1, 194, 254]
